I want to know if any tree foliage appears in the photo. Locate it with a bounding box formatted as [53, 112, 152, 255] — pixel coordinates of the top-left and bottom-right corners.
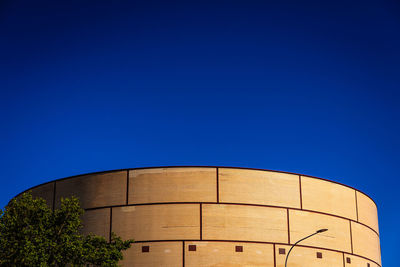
[0, 192, 134, 266]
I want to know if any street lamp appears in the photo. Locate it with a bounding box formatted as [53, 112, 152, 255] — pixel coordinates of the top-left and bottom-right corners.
[284, 228, 328, 267]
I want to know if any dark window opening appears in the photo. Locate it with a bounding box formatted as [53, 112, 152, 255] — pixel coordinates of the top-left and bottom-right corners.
[235, 245, 243, 252]
[279, 248, 286, 255]
[188, 245, 196, 251]
[142, 246, 150, 253]
[316, 252, 322, 259]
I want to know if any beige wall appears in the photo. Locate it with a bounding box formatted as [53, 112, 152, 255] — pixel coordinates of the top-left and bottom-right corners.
[30, 182, 54, 209]
[344, 253, 379, 267]
[357, 191, 380, 234]
[219, 168, 300, 208]
[55, 171, 127, 209]
[203, 204, 288, 243]
[301, 176, 357, 220]
[129, 167, 217, 204]
[276, 245, 343, 267]
[185, 241, 274, 267]
[289, 209, 352, 253]
[351, 221, 381, 265]
[81, 208, 110, 239]
[120, 242, 182, 267]
[112, 204, 200, 241]
[19, 167, 381, 267]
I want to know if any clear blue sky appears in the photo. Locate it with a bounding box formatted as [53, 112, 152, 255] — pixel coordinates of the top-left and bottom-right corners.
[1, 0, 399, 265]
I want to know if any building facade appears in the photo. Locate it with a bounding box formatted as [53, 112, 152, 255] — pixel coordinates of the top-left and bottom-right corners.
[22, 167, 380, 266]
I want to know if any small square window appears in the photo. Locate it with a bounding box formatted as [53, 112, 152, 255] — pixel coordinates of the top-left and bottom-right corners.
[316, 252, 322, 258]
[142, 246, 149, 253]
[188, 245, 196, 251]
[235, 246, 243, 252]
[279, 248, 286, 255]
[346, 257, 351, 263]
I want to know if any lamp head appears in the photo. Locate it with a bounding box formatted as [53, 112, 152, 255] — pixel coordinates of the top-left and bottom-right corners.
[316, 229, 328, 233]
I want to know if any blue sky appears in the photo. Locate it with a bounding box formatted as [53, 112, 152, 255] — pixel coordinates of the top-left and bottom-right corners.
[1, 0, 399, 265]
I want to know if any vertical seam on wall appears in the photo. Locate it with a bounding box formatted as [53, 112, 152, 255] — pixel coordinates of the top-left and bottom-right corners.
[299, 175, 303, 209]
[355, 190, 359, 222]
[349, 221, 353, 254]
[273, 244, 276, 267]
[216, 168, 219, 203]
[342, 253, 345, 267]
[182, 241, 185, 267]
[126, 170, 129, 205]
[200, 204, 203, 240]
[109, 207, 113, 243]
[287, 209, 290, 244]
[52, 181, 56, 211]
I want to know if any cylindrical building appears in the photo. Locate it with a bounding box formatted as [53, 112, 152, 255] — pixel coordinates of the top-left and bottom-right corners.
[20, 167, 381, 266]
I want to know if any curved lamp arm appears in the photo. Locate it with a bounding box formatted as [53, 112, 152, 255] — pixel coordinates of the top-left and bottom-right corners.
[284, 229, 328, 267]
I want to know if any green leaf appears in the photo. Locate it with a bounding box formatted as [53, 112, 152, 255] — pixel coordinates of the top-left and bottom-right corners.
[0, 192, 134, 266]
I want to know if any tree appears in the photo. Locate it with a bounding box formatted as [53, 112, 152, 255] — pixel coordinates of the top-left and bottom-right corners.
[0, 192, 134, 267]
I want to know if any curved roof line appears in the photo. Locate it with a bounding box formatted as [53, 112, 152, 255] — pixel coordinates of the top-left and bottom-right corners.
[14, 165, 378, 207]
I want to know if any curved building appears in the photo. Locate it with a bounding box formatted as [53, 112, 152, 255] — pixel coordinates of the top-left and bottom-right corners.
[20, 167, 380, 266]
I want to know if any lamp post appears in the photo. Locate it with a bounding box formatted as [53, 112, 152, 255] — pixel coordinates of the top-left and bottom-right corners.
[284, 228, 328, 267]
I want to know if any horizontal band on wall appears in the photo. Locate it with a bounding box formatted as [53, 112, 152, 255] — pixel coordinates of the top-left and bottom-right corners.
[85, 201, 379, 237]
[130, 239, 381, 267]
[14, 166, 378, 208]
